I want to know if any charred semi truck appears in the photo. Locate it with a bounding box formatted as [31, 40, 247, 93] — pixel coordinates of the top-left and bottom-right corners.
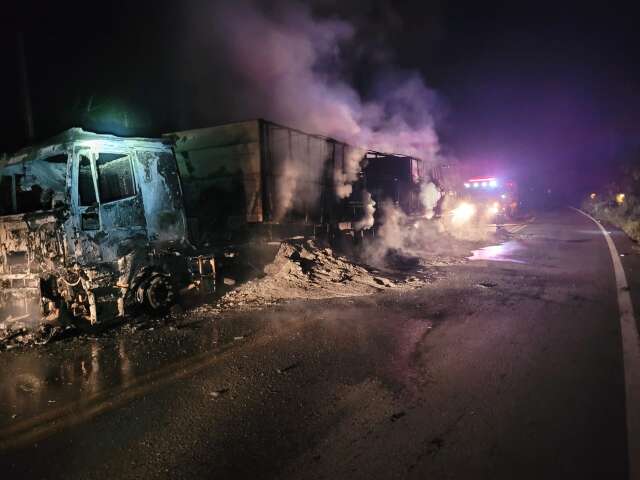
[0, 119, 431, 330]
[0, 129, 194, 330]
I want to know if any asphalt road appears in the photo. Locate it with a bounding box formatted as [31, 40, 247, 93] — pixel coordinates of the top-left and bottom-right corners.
[0, 208, 635, 479]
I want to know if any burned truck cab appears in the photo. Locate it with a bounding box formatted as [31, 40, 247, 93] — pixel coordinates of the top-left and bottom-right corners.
[0, 128, 192, 330]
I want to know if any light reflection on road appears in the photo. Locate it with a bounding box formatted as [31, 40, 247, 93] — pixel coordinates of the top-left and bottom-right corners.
[469, 241, 526, 264]
[0, 320, 224, 427]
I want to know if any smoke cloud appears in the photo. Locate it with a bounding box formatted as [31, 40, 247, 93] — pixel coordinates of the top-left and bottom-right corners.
[354, 190, 376, 231]
[335, 147, 367, 199]
[199, 0, 442, 217]
[362, 199, 493, 268]
[420, 181, 442, 219]
[209, 0, 439, 155]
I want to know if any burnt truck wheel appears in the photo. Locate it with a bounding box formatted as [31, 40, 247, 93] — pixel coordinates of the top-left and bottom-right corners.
[136, 274, 176, 313]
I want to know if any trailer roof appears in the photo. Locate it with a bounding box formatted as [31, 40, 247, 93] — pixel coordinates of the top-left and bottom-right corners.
[165, 118, 424, 161]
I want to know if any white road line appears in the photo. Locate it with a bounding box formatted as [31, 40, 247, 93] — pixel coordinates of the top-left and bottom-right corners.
[573, 207, 640, 479]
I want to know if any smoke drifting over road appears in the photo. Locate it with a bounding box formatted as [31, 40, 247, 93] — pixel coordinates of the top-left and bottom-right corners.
[363, 199, 493, 269]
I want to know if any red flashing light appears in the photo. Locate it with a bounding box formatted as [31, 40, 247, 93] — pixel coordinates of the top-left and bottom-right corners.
[468, 177, 496, 183]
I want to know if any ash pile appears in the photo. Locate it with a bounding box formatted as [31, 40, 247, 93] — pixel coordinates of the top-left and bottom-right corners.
[217, 239, 430, 310]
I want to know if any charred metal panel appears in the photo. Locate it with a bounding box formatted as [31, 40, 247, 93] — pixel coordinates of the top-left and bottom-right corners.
[262, 123, 335, 223]
[135, 150, 187, 246]
[96, 196, 147, 261]
[0, 211, 66, 328]
[168, 120, 263, 245]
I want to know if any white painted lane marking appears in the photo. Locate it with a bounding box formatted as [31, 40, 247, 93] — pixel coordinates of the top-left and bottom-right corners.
[573, 207, 640, 479]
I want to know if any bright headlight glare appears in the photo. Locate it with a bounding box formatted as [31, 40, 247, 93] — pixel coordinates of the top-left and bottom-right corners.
[452, 202, 476, 223]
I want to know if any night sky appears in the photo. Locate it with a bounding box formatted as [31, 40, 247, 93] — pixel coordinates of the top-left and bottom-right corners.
[2, 0, 640, 200]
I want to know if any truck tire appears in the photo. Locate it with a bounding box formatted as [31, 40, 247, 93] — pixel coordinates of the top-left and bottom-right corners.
[137, 273, 176, 313]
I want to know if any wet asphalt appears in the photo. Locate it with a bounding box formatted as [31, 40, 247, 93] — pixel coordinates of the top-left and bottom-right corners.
[0, 208, 633, 479]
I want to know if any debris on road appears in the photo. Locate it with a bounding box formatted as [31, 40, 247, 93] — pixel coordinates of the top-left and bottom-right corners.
[0, 324, 76, 350]
[276, 362, 300, 374]
[0, 233, 474, 350]
[209, 389, 229, 399]
[374, 277, 394, 287]
[215, 239, 431, 311]
[390, 411, 406, 422]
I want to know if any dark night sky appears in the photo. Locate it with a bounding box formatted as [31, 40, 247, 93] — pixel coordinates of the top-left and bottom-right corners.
[2, 0, 640, 198]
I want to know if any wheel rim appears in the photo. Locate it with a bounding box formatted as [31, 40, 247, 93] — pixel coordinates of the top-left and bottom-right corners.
[146, 276, 174, 310]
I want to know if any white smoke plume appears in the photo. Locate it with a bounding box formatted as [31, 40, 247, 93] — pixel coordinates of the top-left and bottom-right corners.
[420, 181, 442, 219]
[205, 0, 442, 212]
[363, 199, 493, 268]
[362, 201, 441, 266]
[335, 147, 367, 199]
[354, 190, 376, 231]
[273, 158, 301, 222]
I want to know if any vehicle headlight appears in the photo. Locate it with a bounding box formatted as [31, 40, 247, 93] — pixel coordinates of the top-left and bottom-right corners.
[452, 202, 476, 223]
[488, 202, 500, 215]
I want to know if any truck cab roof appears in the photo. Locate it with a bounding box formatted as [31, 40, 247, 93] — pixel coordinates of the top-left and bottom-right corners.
[3, 128, 171, 169]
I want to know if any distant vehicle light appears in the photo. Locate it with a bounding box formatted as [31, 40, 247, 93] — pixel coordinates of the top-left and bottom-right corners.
[590, 193, 597, 199]
[489, 180, 498, 188]
[488, 204, 499, 215]
[452, 202, 476, 223]
[501, 194, 507, 199]
[464, 183, 471, 188]
[616, 193, 625, 205]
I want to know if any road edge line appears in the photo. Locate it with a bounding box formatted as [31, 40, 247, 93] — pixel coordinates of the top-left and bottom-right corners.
[572, 207, 640, 479]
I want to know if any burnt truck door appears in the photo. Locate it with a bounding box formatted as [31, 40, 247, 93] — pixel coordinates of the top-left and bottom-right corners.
[71, 146, 148, 264]
[71, 147, 101, 263]
[134, 148, 187, 246]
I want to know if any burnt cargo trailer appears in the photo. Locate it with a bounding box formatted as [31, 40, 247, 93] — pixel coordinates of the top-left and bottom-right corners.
[166, 119, 364, 246]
